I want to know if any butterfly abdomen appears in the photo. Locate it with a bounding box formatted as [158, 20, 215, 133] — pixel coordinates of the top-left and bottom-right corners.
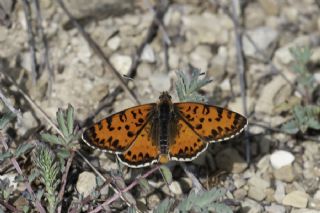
[158, 101, 172, 155]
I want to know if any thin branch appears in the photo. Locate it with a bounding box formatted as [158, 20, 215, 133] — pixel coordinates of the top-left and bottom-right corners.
[89, 165, 161, 213]
[0, 133, 46, 213]
[34, 0, 54, 97]
[229, 0, 251, 164]
[57, 150, 75, 213]
[0, 199, 22, 213]
[144, 0, 171, 46]
[0, 88, 21, 121]
[1, 73, 62, 136]
[180, 163, 204, 193]
[55, 0, 141, 105]
[250, 121, 320, 143]
[21, 0, 38, 83]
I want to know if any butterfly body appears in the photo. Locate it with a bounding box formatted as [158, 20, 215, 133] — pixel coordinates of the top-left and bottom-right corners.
[82, 92, 248, 168]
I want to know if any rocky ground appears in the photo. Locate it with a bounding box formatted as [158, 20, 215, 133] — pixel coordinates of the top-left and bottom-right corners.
[1, 0, 320, 212]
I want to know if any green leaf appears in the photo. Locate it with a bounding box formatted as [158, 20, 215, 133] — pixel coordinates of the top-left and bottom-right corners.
[160, 165, 172, 184]
[36, 189, 44, 201]
[41, 133, 64, 145]
[195, 188, 225, 207]
[208, 203, 233, 213]
[15, 143, 34, 157]
[307, 118, 320, 129]
[0, 151, 12, 161]
[57, 108, 68, 137]
[22, 205, 29, 213]
[127, 206, 136, 213]
[175, 69, 212, 102]
[176, 188, 228, 212]
[281, 120, 299, 134]
[0, 111, 16, 129]
[154, 198, 173, 213]
[138, 178, 151, 193]
[57, 148, 70, 159]
[28, 169, 40, 182]
[67, 104, 74, 135]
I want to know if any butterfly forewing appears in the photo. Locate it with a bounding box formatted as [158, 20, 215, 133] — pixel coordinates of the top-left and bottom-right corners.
[82, 104, 156, 153]
[174, 102, 247, 142]
[169, 117, 208, 161]
[117, 122, 160, 167]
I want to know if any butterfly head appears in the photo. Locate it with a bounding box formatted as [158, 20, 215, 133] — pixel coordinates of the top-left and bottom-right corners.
[159, 91, 172, 103]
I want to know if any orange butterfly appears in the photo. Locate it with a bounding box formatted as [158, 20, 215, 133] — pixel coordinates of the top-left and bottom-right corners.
[82, 92, 247, 168]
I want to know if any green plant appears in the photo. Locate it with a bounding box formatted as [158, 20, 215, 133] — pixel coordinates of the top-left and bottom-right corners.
[175, 68, 212, 102]
[282, 105, 320, 134]
[290, 46, 316, 98]
[33, 145, 60, 213]
[281, 47, 320, 134]
[152, 187, 232, 213]
[40, 104, 79, 161]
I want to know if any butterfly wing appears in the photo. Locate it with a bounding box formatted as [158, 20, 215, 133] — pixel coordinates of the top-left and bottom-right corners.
[117, 122, 160, 168]
[169, 117, 208, 161]
[174, 102, 247, 142]
[82, 104, 156, 153]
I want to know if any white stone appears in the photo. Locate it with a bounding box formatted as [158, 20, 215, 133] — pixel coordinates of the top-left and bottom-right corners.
[182, 12, 232, 44]
[141, 45, 156, 63]
[110, 54, 132, 75]
[243, 27, 278, 57]
[0, 173, 18, 188]
[168, 181, 183, 195]
[248, 186, 266, 201]
[274, 165, 294, 182]
[270, 150, 295, 169]
[274, 180, 285, 203]
[258, 0, 280, 15]
[282, 190, 309, 208]
[248, 176, 270, 189]
[189, 45, 213, 73]
[147, 194, 161, 209]
[257, 155, 270, 173]
[148, 72, 171, 92]
[265, 203, 285, 213]
[241, 198, 263, 213]
[107, 36, 121, 50]
[76, 172, 96, 197]
[255, 76, 292, 114]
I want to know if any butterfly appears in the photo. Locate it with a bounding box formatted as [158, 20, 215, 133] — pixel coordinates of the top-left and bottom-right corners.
[82, 92, 248, 168]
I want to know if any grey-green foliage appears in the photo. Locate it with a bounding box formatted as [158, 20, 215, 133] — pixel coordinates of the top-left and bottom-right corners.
[175, 188, 232, 213]
[176, 68, 212, 102]
[0, 178, 13, 200]
[0, 110, 16, 130]
[0, 101, 33, 162]
[281, 47, 320, 134]
[153, 187, 232, 213]
[0, 104, 16, 161]
[40, 104, 78, 160]
[154, 198, 174, 213]
[282, 105, 320, 134]
[33, 145, 59, 213]
[290, 46, 316, 93]
[160, 165, 172, 184]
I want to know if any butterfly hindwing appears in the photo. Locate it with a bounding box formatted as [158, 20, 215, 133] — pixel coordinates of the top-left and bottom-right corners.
[174, 102, 247, 143]
[169, 117, 208, 161]
[117, 122, 160, 167]
[82, 104, 156, 153]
